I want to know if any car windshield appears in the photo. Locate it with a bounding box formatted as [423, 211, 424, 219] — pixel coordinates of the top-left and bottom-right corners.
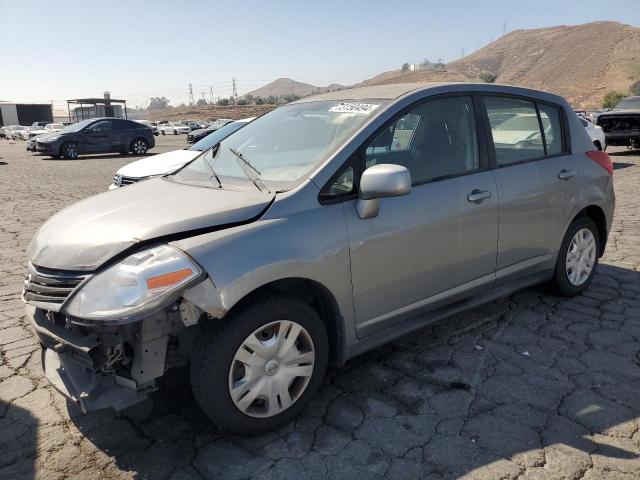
[189, 121, 247, 151]
[614, 97, 640, 110]
[172, 99, 387, 191]
[59, 119, 94, 133]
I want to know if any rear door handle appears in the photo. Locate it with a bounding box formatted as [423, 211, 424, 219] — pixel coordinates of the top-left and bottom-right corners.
[558, 169, 575, 180]
[467, 189, 491, 203]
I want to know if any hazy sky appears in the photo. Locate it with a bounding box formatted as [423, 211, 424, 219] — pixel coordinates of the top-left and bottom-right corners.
[1, 0, 639, 109]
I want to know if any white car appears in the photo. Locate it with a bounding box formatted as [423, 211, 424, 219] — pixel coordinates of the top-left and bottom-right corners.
[158, 122, 191, 135]
[6, 125, 28, 140]
[21, 126, 49, 140]
[578, 116, 605, 151]
[109, 118, 253, 189]
[44, 123, 64, 133]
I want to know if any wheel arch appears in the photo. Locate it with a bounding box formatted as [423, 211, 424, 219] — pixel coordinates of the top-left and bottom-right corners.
[576, 205, 608, 257]
[208, 277, 345, 367]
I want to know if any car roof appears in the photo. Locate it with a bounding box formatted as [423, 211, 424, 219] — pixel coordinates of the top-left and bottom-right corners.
[294, 82, 569, 106]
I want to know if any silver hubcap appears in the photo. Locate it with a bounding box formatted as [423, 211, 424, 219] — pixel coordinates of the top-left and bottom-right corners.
[67, 144, 77, 158]
[228, 320, 315, 418]
[133, 141, 145, 154]
[566, 228, 596, 286]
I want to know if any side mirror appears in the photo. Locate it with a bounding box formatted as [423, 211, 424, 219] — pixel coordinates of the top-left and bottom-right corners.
[356, 164, 411, 219]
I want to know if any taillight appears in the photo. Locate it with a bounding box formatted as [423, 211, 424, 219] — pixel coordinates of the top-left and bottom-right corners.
[586, 151, 613, 174]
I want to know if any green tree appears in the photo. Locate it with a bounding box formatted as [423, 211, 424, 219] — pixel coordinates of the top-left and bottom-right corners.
[196, 98, 208, 106]
[216, 98, 229, 106]
[629, 79, 640, 96]
[479, 72, 497, 83]
[401, 62, 410, 72]
[237, 98, 248, 105]
[255, 96, 264, 105]
[148, 96, 170, 110]
[602, 90, 626, 109]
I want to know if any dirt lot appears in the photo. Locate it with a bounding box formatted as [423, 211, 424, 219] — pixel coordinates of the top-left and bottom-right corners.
[1, 136, 640, 479]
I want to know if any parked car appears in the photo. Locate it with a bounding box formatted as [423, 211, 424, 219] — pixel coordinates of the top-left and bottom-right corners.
[0, 127, 7, 139]
[579, 116, 606, 151]
[186, 121, 204, 131]
[596, 95, 640, 149]
[159, 122, 190, 135]
[24, 83, 613, 435]
[110, 118, 254, 189]
[7, 125, 28, 140]
[33, 117, 155, 159]
[44, 123, 64, 133]
[187, 118, 234, 143]
[20, 125, 49, 140]
[31, 121, 49, 127]
[136, 120, 159, 136]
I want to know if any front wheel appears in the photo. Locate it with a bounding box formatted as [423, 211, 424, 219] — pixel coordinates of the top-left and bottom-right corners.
[550, 216, 600, 296]
[173, 130, 178, 135]
[190, 295, 329, 435]
[61, 142, 79, 160]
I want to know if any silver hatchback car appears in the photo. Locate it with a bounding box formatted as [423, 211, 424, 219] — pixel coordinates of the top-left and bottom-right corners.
[24, 83, 614, 434]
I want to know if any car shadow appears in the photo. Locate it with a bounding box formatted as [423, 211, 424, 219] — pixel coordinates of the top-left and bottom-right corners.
[613, 162, 635, 170]
[609, 149, 640, 157]
[69, 264, 640, 478]
[0, 161, 7, 166]
[0, 400, 37, 479]
[41, 152, 157, 162]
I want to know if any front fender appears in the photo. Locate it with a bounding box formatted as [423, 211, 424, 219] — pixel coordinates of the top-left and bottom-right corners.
[172, 201, 355, 343]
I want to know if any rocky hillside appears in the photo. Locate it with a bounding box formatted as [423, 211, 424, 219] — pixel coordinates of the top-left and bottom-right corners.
[360, 21, 640, 108]
[247, 78, 345, 98]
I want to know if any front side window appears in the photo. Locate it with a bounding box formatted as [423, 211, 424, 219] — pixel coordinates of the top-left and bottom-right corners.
[88, 120, 112, 132]
[484, 97, 545, 165]
[364, 96, 479, 184]
[173, 100, 388, 191]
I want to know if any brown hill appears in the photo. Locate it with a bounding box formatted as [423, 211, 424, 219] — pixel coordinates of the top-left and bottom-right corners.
[147, 104, 277, 122]
[247, 78, 346, 98]
[360, 21, 640, 108]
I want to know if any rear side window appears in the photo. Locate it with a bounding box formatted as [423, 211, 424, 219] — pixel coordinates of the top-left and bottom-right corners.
[484, 97, 545, 165]
[537, 103, 563, 155]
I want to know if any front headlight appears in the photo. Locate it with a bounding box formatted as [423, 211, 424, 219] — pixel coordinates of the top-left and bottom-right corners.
[42, 136, 59, 142]
[64, 245, 202, 323]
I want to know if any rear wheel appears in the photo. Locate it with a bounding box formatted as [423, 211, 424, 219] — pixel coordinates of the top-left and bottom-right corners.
[61, 142, 79, 160]
[130, 138, 148, 155]
[173, 129, 178, 135]
[190, 295, 328, 435]
[550, 216, 600, 296]
[161, 130, 166, 135]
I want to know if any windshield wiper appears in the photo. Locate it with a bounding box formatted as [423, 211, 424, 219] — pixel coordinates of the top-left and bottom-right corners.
[202, 143, 222, 188]
[228, 147, 271, 194]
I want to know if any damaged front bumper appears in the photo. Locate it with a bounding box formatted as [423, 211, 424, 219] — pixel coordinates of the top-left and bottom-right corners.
[26, 304, 182, 413]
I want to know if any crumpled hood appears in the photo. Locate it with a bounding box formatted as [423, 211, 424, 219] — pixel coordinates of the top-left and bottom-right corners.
[28, 178, 273, 271]
[117, 149, 201, 178]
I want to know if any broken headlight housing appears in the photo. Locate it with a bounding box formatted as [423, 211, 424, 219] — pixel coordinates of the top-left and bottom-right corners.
[64, 245, 202, 323]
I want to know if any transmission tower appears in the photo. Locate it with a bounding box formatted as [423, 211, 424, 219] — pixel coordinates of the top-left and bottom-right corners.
[209, 85, 214, 103]
[232, 78, 238, 101]
[188, 83, 195, 106]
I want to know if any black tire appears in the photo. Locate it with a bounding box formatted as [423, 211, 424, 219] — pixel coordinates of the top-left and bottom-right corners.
[48, 154, 61, 159]
[550, 216, 600, 297]
[190, 295, 329, 435]
[173, 130, 178, 135]
[161, 130, 166, 135]
[593, 140, 602, 151]
[61, 142, 79, 160]
[129, 138, 148, 155]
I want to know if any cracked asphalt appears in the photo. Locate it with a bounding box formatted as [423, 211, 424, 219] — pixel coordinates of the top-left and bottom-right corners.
[1, 136, 639, 479]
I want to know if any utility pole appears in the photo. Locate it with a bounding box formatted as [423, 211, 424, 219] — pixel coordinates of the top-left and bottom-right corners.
[188, 83, 195, 106]
[232, 78, 238, 102]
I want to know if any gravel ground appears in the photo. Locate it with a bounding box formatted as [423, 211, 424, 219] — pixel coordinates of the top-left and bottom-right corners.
[1, 136, 639, 480]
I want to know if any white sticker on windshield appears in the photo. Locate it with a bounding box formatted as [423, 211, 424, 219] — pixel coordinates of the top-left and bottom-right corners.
[329, 102, 380, 114]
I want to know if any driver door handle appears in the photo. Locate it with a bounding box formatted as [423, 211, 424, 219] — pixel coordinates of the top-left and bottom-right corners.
[467, 189, 491, 203]
[558, 169, 575, 181]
